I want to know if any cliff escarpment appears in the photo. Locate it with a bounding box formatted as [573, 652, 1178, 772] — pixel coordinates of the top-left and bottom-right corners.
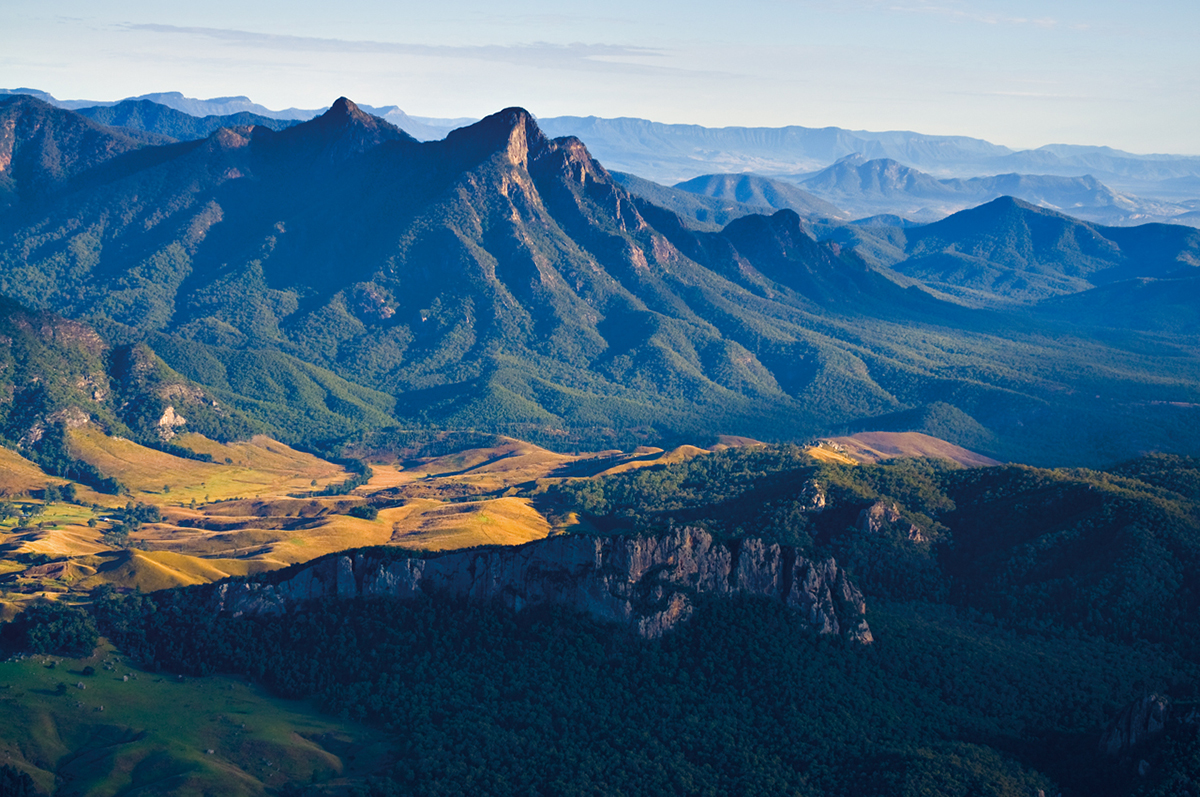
[208, 528, 873, 642]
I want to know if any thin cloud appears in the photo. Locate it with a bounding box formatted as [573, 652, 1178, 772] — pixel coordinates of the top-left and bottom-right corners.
[478, 12, 639, 29]
[948, 90, 1124, 102]
[807, 0, 1058, 28]
[121, 24, 709, 77]
[885, 2, 1057, 28]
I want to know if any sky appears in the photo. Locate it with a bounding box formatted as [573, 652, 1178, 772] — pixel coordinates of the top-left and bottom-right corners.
[3, 0, 1199, 154]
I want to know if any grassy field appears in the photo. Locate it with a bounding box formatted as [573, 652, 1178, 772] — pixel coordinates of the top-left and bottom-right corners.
[0, 447, 68, 499]
[0, 641, 392, 796]
[67, 429, 350, 504]
[804, 443, 861, 466]
[818, 431, 1002, 467]
[379, 496, 553, 551]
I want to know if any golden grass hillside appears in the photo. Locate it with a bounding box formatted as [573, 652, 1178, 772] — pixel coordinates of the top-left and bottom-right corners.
[816, 432, 1001, 467]
[66, 428, 350, 503]
[4, 428, 997, 604]
[0, 446, 65, 497]
[379, 496, 551, 551]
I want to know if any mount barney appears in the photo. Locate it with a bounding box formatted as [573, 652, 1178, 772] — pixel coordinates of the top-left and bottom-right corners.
[1, 94, 1199, 464]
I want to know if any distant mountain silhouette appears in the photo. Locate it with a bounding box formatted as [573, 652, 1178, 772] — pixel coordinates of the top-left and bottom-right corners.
[536, 116, 1011, 184]
[536, 114, 1200, 200]
[797, 155, 1183, 226]
[76, 99, 299, 141]
[672, 173, 849, 221]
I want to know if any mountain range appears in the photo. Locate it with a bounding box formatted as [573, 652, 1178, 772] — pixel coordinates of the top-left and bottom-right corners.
[10, 87, 1200, 205]
[1, 92, 1199, 467]
[5, 86, 1200, 797]
[631, 160, 1194, 229]
[536, 116, 1200, 200]
[792, 155, 1193, 226]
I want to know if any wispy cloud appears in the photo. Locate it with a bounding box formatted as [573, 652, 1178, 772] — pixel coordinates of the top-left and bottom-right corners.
[817, 0, 1059, 28]
[884, 2, 1057, 28]
[121, 24, 700, 77]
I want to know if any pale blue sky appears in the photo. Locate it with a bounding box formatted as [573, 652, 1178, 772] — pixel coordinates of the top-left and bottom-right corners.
[3, 0, 1198, 153]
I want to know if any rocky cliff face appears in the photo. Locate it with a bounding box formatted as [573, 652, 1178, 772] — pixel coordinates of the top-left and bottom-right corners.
[857, 500, 926, 543]
[209, 527, 873, 642]
[1099, 693, 1170, 758]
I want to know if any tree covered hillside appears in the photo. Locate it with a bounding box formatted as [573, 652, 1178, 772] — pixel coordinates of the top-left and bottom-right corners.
[0, 95, 1198, 463]
[79, 445, 1200, 796]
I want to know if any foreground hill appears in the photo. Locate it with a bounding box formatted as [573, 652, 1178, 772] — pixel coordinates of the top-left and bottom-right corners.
[1, 98, 1200, 463]
[2, 443, 1191, 795]
[610, 171, 822, 231]
[1039, 271, 1200, 333]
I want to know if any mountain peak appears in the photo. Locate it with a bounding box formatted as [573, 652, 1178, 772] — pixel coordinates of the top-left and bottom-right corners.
[834, 153, 868, 166]
[317, 97, 375, 127]
[444, 107, 549, 167]
[974, 195, 1041, 215]
[279, 96, 415, 158]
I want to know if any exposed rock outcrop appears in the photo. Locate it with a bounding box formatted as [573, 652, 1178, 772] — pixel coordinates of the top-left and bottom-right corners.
[1099, 694, 1170, 758]
[208, 527, 873, 642]
[798, 478, 827, 512]
[156, 405, 186, 440]
[857, 500, 925, 543]
[18, 406, 90, 448]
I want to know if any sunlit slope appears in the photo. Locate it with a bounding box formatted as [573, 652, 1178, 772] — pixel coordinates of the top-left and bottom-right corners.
[817, 431, 1002, 467]
[0, 446, 63, 496]
[2, 434, 571, 596]
[378, 496, 551, 551]
[2, 432, 780, 598]
[145, 504, 395, 568]
[590, 445, 710, 477]
[1, 430, 360, 596]
[75, 549, 279, 592]
[66, 428, 349, 501]
[388, 437, 576, 489]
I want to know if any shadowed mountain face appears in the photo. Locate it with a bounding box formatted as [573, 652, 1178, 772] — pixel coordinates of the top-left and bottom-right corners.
[1038, 272, 1200, 333]
[1, 97, 1199, 463]
[0, 95, 144, 210]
